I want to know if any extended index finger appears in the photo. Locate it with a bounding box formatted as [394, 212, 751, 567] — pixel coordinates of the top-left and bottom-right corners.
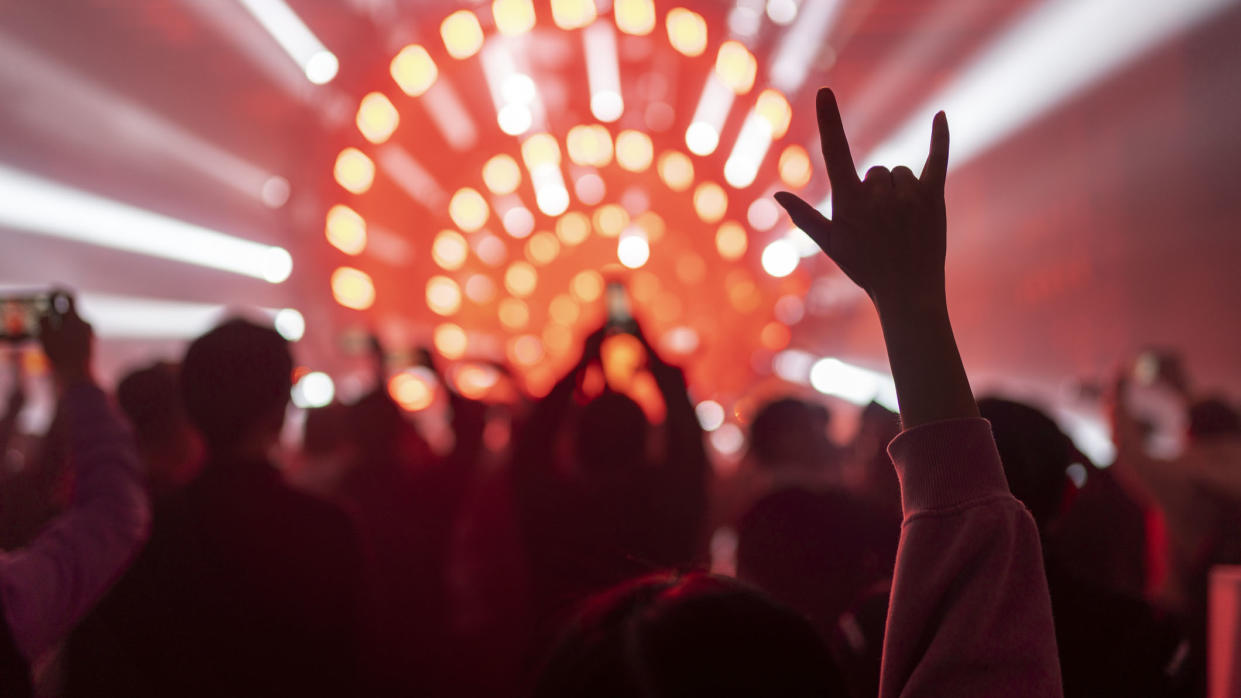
[816, 88, 859, 197]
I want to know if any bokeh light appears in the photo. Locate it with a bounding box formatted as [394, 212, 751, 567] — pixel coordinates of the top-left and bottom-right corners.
[465, 274, 497, 303]
[525, 231, 560, 265]
[498, 297, 530, 329]
[331, 267, 375, 310]
[356, 92, 399, 144]
[755, 88, 792, 138]
[389, 370, 436, 411]
[593, 204, 630, 237]
[760, 320, 791, 351]
[715, 221, 748, 261]
[504, 261, 538, 297]
[615, 130, 654, 172]
[551, 0, 596, 30]
[657, 150, 695, 191]
[715, 41, 758, 94]
[441, 10, 485, 60]
[685, 121, 719, 156]
[779, 145, 813, 189]
[574, 172, 606, 205]
[748, 197, 781, 230]
[474, 232, 508, 266]
[449, 187, 490, 231]
[325, 204, 366, 255]
[761, 239, 799, 278]
[431, 230, 469, 270]
[426, 275, 463, 315]
[693, 181, 728, 223]
[522, 132, 561, 168]
[508, 333, 545, 366]
[292, 372, 335, 409]
[334, 148, 375, 195]
[666, 8, 708, 57]
[695, 400, 726, 431]
[556, 211, 591, 246]
[433, 323, 468, 359]
[572, 269, 604, 302]
[492, 0, 536, 35]
[617, 233, 650, 269]
[615, 0, 656, 35]
[502, 205, 535, 238]
[566, 124, 614, 167]
[482, 154, 522, 195]
[390, 44, 438, 97]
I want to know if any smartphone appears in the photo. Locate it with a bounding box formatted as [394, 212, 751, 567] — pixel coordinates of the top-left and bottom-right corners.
[605, 280, 633, 329]
[0, 291, 71, 342]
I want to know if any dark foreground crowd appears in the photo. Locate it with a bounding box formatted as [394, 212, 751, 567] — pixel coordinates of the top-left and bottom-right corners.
[1, 91, 1238, 698]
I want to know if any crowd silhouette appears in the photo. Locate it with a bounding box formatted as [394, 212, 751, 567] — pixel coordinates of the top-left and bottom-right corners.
[0, 88, 1237, 698]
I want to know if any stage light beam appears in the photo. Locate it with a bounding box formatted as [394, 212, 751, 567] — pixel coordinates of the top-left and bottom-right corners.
[236, 0, 338, 84]
[0, 165, 292, 283]
[584, 22, 625, 123]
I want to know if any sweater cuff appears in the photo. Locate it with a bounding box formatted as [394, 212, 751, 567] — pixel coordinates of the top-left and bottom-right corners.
[887, 417, 1011, 517]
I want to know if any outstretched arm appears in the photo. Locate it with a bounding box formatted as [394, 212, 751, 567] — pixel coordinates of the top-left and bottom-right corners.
[777, 89, 1061, 698]
[512, 326, 607, 482]
[0, 301, 150, 662]
[633, 324, 707, 491]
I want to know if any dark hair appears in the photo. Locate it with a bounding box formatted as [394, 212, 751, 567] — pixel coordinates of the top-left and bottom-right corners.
[574, 391, 649, 473]
[117, 361, 185, 443]
[978, 397, 1079, 528]
[1188, 396, 1241, 439]
[180, 319, 292, 447]
[748, 397, 833, 470]
[533, 571, 843, 698]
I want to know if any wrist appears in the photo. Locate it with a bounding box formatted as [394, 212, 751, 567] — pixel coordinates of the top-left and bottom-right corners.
[871, 284, 948, 322]
[54, 366, 95, 393]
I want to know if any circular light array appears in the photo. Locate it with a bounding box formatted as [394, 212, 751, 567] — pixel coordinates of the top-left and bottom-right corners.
[323, 3, 817, 408]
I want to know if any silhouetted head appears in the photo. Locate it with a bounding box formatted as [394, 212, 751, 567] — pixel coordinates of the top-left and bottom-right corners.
[736, 488, 899, 640]
[574, 391, 648, 474]
[118, 361, 187, 447]
[117, 361, 201, 491]
[534, 571, 844, 698]
[749, 397, 834, 472]
[180, 319, 292, 454]
[303, 402, 352, 457]
[1188, 396, 1241, 440]
[979, 397, 1077, 529]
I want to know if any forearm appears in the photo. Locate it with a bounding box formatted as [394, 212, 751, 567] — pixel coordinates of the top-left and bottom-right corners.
[874, 290, 979, 429]
[0, 383, 150, 660]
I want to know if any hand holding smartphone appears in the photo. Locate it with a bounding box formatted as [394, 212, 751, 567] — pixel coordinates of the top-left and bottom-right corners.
[1, 290, 73, 343]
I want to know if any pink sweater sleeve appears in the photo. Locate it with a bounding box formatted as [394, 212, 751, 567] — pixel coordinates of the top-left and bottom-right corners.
[878, 418, 1062, 698]
[0, 383, 150, 662]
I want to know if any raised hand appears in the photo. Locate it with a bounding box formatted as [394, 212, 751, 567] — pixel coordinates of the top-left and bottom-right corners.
[39, 294, 94, 389]
[775, 89, 949, 309]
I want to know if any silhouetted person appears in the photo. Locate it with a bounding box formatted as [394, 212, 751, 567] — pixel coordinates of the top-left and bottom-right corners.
[0, 299, 149, 697]
[735, 397, 898, 697]
[847, 401, 903, 524]
[747, 397, 841, 486]
[66, 318, 364, 698]
[981, 396, 1183, 697]
[334, 345, 483, 697]
[115, 361, 202, 499]
[533, 571, 846, 698]
[512, 323, 709, 642]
